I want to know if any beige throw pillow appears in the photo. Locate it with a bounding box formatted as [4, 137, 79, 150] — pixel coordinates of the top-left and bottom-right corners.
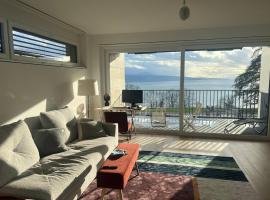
[0, 120, 40, 187]
[79, 120, 108, 140]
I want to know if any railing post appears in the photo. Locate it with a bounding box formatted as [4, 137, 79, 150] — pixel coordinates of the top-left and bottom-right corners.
[179, 51, 185, 133]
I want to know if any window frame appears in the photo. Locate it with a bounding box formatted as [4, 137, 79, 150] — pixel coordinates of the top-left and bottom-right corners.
[0, 18, 9, 60]
[102, 37, 270, 141]
[8, 21, 81, 68]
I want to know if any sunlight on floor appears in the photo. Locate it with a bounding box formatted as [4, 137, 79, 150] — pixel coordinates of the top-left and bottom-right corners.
[131, 135, 230, 156]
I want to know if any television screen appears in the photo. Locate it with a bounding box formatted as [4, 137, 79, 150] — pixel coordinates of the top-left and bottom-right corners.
[122, 90, 143, 106]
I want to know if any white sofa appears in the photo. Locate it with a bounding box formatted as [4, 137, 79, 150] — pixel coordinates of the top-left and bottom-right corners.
[0, 107, 118, 200]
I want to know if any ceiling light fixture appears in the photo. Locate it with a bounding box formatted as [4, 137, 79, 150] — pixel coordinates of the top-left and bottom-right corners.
[179, 0, 190, 20]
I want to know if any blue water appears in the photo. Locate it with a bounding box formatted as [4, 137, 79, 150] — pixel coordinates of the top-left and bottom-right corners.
[127, 79, 235, 90]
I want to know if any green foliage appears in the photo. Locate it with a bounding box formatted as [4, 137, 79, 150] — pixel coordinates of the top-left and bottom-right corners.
[234, 48, 261, 105]
[234, 48, 261, 90]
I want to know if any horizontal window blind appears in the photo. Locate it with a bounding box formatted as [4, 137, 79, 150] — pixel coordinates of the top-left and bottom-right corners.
[12, 28, 77, 63]
[0, 24, 3, 53]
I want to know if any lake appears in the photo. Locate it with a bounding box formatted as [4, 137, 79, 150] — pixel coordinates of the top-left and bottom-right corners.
[127, 78, 235, 90]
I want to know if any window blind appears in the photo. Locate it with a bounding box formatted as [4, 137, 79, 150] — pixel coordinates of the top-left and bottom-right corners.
[12, 28, 77, 63]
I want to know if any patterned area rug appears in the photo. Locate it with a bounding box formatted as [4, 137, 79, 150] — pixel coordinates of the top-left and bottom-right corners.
[80, 151, 258, 200]
[80, 172, 199, 200]
[137, 151, 258, 200]
[138, 151, 247, 181]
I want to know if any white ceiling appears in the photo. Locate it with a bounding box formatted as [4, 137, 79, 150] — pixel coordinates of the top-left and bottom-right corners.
[20, 0, 270, 35]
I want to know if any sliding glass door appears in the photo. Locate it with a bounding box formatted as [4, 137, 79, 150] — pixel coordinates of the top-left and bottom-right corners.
[182, 47, 269, 137]
[109, 52, 181, 133]
[107, 46, 269, 138]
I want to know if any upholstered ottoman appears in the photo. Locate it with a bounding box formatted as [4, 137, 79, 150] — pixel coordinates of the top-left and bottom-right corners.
[97, 143, 140, 200]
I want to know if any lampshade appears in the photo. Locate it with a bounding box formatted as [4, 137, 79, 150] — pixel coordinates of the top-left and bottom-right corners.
[78, 79, 99, 96]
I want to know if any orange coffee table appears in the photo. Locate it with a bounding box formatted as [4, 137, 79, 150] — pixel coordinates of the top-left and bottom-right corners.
[97, 143, 140, 200]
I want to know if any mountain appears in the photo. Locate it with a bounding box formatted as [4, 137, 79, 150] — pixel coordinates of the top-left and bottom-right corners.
[126, 74, 179, 82]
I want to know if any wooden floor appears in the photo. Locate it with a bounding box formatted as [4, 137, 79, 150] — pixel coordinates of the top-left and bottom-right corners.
[129, 134, 270, 200]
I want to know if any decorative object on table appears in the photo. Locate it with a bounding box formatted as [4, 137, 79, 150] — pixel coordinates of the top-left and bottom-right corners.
[78, 79, 99, 118]
[103, 93, 110, 106]
[179, 0, 190, 21]
[109, 148, 127, 159]
[112, 148, 127, 156]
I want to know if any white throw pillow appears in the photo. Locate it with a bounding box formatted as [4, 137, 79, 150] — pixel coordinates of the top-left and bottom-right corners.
[0, 120, 40, 187]
[40, 107, 78, 144]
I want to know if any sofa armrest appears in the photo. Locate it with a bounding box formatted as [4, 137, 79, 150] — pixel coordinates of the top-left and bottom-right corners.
[102, 122, 118, 142]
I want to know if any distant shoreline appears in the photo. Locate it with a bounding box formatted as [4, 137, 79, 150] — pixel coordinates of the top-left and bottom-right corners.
[126, 78, 235, 90]
[126, 74, 234, 82]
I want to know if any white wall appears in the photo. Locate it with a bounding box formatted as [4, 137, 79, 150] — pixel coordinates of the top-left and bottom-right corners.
[0, 0, 88, 124]
[109, 53, 125, 106]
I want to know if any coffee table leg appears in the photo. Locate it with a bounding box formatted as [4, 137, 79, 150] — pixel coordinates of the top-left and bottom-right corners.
[118, 189, 123, 200]
[135, 162, 140, 175]
[101, 188, 107, 200]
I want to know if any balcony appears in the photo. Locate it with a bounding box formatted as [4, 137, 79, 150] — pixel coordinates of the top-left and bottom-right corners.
[113, 89, 266, 135]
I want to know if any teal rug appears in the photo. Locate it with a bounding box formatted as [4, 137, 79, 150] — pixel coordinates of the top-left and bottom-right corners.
[137, 151, 247, 182]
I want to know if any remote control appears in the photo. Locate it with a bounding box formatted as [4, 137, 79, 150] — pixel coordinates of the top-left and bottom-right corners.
[102, 166, 117, 170]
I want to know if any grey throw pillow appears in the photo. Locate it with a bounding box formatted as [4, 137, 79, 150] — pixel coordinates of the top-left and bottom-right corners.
[0, 120, 40, 187]
[32, 128, 70, 157]
[40, 107, 78, 144]
[79, 121, 108, 140]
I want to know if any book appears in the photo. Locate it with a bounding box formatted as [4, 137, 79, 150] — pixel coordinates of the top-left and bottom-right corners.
[111, 148, 127, 156]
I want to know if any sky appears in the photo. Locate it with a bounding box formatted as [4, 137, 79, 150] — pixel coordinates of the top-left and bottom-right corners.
[125, 47, 256, 79]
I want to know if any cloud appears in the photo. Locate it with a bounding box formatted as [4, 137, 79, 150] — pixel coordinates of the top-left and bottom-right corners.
[185, 60, 247, 78]
[125, 47, 256, 78]
[155, 60, 179, 68]
[125, 52, 180, 75]
[186, 47, 254, 69]
[125, 64, 146, 70]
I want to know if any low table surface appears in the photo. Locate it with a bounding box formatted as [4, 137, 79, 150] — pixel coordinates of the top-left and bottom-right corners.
[97, 143, 140, 189]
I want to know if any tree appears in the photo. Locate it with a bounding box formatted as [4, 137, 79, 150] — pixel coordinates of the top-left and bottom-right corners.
[125, 83, 140, 90]
[234, 47, 261, 105]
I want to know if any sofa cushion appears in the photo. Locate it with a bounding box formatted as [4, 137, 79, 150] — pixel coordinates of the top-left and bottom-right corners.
[0, 120, 40, 188]
[40, 107, 78, 143]
[79, 120, 108, 140]
[32, 128, 70, 157]
[0, 137, 117, 200]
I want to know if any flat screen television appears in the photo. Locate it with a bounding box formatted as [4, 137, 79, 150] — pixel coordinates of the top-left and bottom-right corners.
[122, 90, 143, 107]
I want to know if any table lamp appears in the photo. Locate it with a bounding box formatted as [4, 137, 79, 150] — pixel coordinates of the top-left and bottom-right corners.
[78, 79, 99, 118]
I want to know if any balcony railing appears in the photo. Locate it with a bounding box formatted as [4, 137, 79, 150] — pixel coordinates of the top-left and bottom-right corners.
[113, 89, 259, 119]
